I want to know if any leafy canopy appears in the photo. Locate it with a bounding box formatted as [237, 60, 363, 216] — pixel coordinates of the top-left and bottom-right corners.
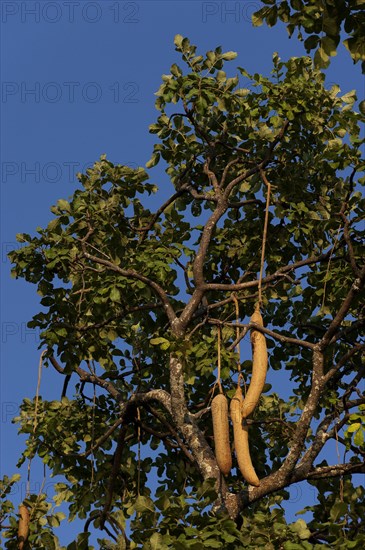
[252, 0, 365, 71]
[3, 35, 365, 549]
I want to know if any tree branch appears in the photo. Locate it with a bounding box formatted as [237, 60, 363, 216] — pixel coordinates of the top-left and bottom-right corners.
[223, 120, 289, 197]
[302, 462, 365, 480]
[324, 343, 365, 383]
[100, 424, 127, 529]
[187, 185, 263, 208]
[179, 196, 229, 328]
[169, 354, 225, 489]
[210, 319, 315, 350]
[80, 416, 125, 458]
[233, 458, 365, 515]
[204, 160, 221, 193]
[341, 213, 360, 277]
[319, 264, 365, 350]
[279, 349, 325, 476]
[142, 404, 194, 462]
[294, 413, 335, 474]
[294, 386, 365, 475]
[220, 158, 241, 187]
[130, 182, 191, 241]
[56, 303, 162, 333]
[81, 247, 181, 333]
[49, 352, 172, 414]
[203, 252, 333, 291]
[328, 318, 365, 346]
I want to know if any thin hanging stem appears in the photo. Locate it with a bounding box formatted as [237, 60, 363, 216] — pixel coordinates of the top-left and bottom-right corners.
[137, 407, 141, 496]
[27, 350, 46, 498]
[258, 169, 271, 309]
[216, 326, 223, 394]
[232, 294, 241, 372]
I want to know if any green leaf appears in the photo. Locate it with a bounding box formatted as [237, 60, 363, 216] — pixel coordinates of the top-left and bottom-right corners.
[40, 532, 57, 550]
[347, 422, 361, 433]
[330, 500, 348, 521]
[150, 533, 166, 550]
[291, 519, 311, 540]
[150, 337, 167, 345]
[174, 34, 184, 48]
[354, 429, 364, 446]
[110, 287, 121, 302]
[134, 495, 155, 513]
[252, 12, 263, 26]
[221, 51, 237, 61]
[146, 153, 160, 168]
[314, 45, 330, 68]
[203, 540, 222, 548]
[57, 199, 71, 212]
[341, 90, 356, 104]
[321, 36, 337, 57]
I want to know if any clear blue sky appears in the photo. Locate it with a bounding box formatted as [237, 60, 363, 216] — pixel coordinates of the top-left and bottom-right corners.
[1, 1, 363, 545]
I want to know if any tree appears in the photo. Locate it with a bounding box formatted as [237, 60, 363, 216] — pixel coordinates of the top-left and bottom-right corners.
[3, 34, 365, 548]
[252, 0, 365, 71]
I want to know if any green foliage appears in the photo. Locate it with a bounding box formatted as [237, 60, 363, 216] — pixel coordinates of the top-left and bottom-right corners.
[0, 475, 20, 526]
[252, 0, 365, 71]
[344, 405, 365, 447]
[4, 35, 365, 547]
[2, 491, 65, 549]
[298, 477, 365, 548]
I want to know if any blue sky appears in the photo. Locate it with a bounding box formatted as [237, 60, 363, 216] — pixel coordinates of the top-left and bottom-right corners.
[1, 0, 363, 545]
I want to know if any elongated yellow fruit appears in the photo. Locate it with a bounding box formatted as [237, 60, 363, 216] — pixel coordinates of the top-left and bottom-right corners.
[241, 308, 268, 419]
[211, 393, 232, 476]
[230, 386, 260, 486]
[18, 504, 30, 550]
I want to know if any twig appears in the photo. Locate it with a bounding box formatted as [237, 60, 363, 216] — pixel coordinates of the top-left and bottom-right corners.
[146, 404, 194, 462]
[279, 350, 325, 476]
[203, 252, 334, 291]
[100, 425, 127, 529]
[48, 352, 173, 414]
[223, 120, 289, 198]
[228, 326, 249, 351]
[328, 319, 365, 346]
[208, 319, 315, 350]
[324, 344, 365, 382]
[130, 182, 191, 241]
[303, 462, 365, 480]
[319, 264, 365, 350]
[204, 160, 220, 193]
